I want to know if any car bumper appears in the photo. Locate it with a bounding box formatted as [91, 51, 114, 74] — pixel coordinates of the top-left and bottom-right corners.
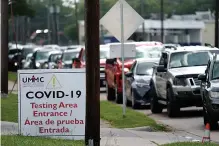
[172, 85, 202, 107]
[133, 85, 151, 105]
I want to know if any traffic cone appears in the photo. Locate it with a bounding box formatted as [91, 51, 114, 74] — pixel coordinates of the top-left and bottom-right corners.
[202, 123, 210, 143]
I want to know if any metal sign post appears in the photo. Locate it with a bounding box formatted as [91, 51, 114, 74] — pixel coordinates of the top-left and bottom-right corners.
[119, 0, 126, 117]
[100, 0, 144, 117]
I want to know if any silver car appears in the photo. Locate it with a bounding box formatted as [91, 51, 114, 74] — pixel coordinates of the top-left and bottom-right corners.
[150, 46, 219, 117]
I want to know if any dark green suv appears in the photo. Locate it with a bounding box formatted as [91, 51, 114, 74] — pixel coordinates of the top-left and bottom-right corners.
[198, 54, 219, 130]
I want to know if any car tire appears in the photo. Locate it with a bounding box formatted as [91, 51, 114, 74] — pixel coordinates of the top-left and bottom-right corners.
[150, 83, 163, 113]
[131, 91, 139, 109]
[106, 83, 115, 101]
[167, 87, 180, 118]
[203, 107, 218, 130]
[115, 84, 123, 104]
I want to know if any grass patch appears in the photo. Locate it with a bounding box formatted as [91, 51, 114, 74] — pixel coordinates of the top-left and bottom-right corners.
[8, 71, 17, 81]
[100, 101, 167, 130]
[2, 94, 167, 131]
[1, 135, 84, 146]
[1, 94, 18, 122]
[161, 142, 218, 146]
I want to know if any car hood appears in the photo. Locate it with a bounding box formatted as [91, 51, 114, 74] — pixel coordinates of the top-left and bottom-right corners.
[134, 75, 152, 83]
[169, 66, 206, 76]
[118, 59, 135, 69]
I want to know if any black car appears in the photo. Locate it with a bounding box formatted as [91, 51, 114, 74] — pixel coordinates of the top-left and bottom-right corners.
[198, 54, 219, 130]
[8, 47, 22, 71]
[125, 58, 159, 109]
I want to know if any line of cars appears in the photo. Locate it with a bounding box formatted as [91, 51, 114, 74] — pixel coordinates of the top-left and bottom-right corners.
[8, 43, 85, 71]
[104, 43, 219, 130]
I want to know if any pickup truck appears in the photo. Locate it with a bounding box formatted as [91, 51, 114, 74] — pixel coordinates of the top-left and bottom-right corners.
[105, 42, 163, 103]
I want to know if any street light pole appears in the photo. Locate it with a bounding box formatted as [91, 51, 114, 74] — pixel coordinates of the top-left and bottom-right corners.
[215, 0, 219, 47]
[51, 0, 58, 44]
[140, 0, 145, 41]
[160, 0, 164, 43]
[84, 0, 100, 145]
[74, 0, 79, 45]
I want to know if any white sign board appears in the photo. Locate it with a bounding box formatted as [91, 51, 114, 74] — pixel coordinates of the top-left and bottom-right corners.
[109, 44, 136, 58]
[18, 69, 85, 140]
[100, 0, 144, 42]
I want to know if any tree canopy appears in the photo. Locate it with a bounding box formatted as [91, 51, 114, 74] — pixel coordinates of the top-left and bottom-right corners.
[8, 0, 35, 17]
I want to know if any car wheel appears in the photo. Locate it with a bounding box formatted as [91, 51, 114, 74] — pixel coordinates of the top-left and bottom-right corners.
[150, 83, 163, 113]
[106, 83, 115, 101]
[167, 87, 180, 118]
[203, 107, 218, 130]
[115, 84, 122, 104]
[131, 91, 139, 109]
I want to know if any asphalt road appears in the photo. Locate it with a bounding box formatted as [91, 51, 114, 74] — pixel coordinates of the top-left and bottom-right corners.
[100, 90, 219, 143]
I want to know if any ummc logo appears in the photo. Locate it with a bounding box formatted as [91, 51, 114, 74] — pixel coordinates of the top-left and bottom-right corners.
[22, 76, 44, 83]
[21, 75, 44, 87]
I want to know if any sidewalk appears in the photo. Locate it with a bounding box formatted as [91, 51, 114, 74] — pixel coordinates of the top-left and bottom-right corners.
[8, 81, 18, 94]
[1, 121, 202, 146]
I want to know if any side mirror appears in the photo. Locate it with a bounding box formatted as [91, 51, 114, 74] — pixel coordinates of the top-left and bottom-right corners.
[198, 74, 206, 81]
[157, 65, 167, 72]
[125, 72, 133, 77]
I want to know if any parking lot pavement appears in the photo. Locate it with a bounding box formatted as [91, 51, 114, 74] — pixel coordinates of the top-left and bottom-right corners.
[100, 93, 219, 143]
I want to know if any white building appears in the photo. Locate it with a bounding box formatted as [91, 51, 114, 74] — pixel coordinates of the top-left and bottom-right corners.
[78, 11, 216, 45]
[136, 19, 205, 45]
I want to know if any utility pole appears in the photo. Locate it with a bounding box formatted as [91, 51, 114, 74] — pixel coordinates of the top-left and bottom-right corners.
[74, 0, 79, 44]
[51, 0, 58, 44]
[140, 0, 145, 41]
[1, 0, 9, 95]
[84, 0, 100, 145]
[215, 0, 219, 48]
[47, 0, 51, 44]
[160, 0, 164, 43]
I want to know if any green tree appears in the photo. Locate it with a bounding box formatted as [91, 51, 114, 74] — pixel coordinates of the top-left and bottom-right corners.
[64, 23, 78, 41]
[8, 0, 35, 17]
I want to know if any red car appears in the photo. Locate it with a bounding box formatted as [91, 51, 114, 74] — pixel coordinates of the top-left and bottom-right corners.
[71, 45, 110, 87]
[105, 41, 163, 103]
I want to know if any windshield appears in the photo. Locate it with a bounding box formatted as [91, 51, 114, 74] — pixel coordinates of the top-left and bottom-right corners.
[62, 52, 79, 61]
[21, 48, 34, 57]
[136, 62, 156, 75]
[49, 54, 62, 62]
[212, 62, 219, 80]
[8, 49, 22, 55]
[169, 51, 214, 68]
[136, 46, 163, 59]
[136, 50, 161, 59]
[35, 51, 50, 61]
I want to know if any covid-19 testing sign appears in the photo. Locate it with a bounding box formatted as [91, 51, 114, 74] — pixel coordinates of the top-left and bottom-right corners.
[18, 69, 85, 140]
